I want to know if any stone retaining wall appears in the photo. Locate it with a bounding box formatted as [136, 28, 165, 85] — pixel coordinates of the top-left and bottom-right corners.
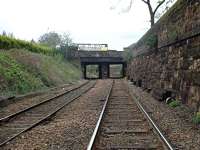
[127, 0, 200, 112]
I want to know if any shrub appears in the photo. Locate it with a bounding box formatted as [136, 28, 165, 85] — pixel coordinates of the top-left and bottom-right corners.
[0, 35, 57, 56]
[168, 100, 180, 108]
[192, 112, 200, 124]
[0, 52, 44, 95]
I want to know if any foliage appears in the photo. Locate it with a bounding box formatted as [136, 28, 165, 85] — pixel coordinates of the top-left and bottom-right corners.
[38, 31, 72, 49]
[146, 34, 158, 48]
[40, 53, 81, 84]
[168, 99, 180, 108]
[0, 49, 81, 96]
[0, 52, 44, 95]
[38, 31, 76, 59]
[192, 112, 200, 124]
[38, 32, 61, 48]
[0, 35, 56, 55]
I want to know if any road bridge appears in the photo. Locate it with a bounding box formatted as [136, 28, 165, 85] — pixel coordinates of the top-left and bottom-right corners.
[74, 50, 126, 79]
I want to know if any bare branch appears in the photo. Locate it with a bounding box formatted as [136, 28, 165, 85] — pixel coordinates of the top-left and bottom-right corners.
[110, 0, 173, 27]
[141, 0, 149, 4]
[153, 0, 165, 15]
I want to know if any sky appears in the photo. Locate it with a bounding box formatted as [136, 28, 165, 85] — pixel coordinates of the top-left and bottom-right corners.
[0, 0, 174, 50]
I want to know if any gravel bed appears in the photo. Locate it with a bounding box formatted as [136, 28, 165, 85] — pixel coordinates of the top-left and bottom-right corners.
[0, 81, 86, 119]
[126, 80, 200, 150]
[2, 79, 112, 150]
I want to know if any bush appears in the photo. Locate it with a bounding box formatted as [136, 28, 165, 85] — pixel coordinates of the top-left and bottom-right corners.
[168, 100, 180, 108]
[0, 52, 44, 95]
[192, 112, 200, 124]
[0, 35, 57, 55]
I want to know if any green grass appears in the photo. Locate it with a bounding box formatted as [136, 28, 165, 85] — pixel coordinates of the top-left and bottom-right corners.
[0, 35, 81, 97]
[0, 49, 81, 97]
[40, 53, 81, 85]
[168, 100, 180, 108]
[0, 51, 45, 96]
[192, 112, 200, 124]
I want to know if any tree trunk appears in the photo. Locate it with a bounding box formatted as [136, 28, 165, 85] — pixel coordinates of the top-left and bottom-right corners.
[146, 1, 155, 27]
[150, 13, 155, 27]
[141, 0, 166, 28]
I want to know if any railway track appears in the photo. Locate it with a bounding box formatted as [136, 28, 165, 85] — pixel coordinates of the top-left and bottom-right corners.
[0, 80, 96, 147]
[87, 79, 173, 150]
[0, 81, 89, 121]
[0, 81, 87, 119]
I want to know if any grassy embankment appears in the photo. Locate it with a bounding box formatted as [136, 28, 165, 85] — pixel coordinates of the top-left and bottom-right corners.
[0, 35, 81, 97]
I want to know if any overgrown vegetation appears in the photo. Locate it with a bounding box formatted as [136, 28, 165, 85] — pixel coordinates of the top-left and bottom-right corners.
[0, 51, 44, 95]
[0, 32, 81, 97]
[192, 112, 200, 124]
[0, 35, 56, 55]
[0, 49, 81, 96]
[168, 99, 180, 108]
[38, 31, 78, 59]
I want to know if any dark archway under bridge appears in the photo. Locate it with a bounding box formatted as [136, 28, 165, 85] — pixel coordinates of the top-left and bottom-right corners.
[76, 50, 126, 79]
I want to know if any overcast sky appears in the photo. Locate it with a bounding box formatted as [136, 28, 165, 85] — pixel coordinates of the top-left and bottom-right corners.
[0, 0, 175, 50]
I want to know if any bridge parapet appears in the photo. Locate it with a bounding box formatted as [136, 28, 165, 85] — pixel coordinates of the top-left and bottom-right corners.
[74, 50, 124, 58]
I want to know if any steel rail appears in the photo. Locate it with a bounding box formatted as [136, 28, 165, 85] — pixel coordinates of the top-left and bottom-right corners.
[0, 81, 89, 122]
[87, 80, 114, 150]
[127, 82, 174, 150]
[0, 81, 96, 147]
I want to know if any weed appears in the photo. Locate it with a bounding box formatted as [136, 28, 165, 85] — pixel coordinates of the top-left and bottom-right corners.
[0, 52, 44, 95]
[192, 112, 200, 124]
[168, 99, 180, 108]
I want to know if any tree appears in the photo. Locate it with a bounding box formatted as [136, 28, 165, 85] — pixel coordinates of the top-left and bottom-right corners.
[1, 30, 15, 38]
[38, 31, 73, 49]
[111, 0, 174, 27]
[141, 0, 173, 27]
[7, 32, 14, 38]
[59, 33, 74, 59]
[38, 31, 62, 48]
[60, 33, 72, 47]
[2, 30, 7, 36]
[31, 39, 36, 43]
[38, 31, 75, 59]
